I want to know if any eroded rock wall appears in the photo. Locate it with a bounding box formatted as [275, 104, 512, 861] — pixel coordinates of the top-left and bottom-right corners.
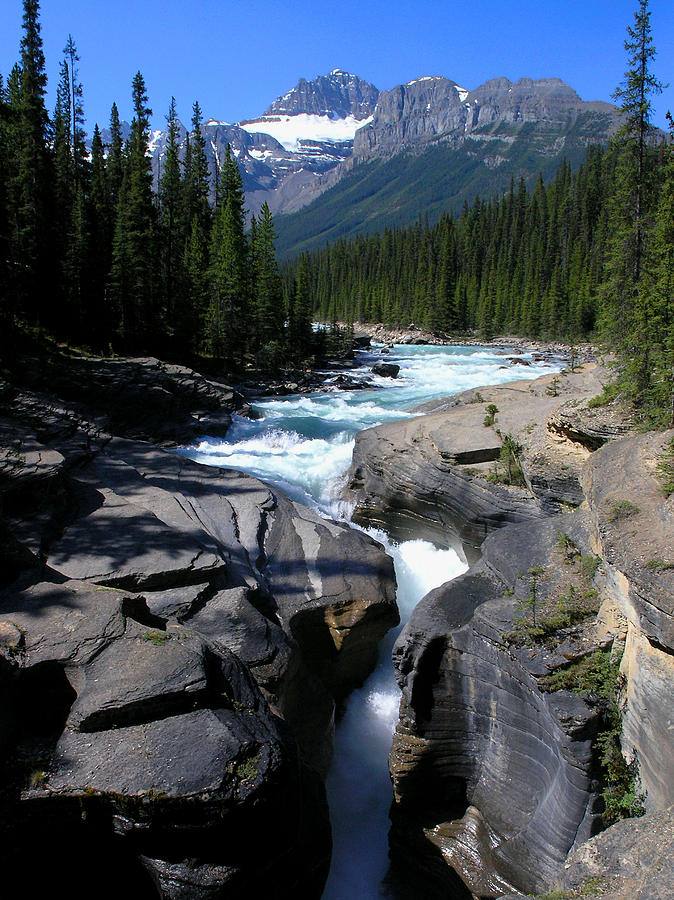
[390, 516, 603, 897]
[0, 369, 398, 898]
[371, 366, 672, 898]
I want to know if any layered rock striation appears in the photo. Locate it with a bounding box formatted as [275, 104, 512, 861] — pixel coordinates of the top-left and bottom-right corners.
[347, 360, 672, 898]
[0, 357, 398, 898]
[346, 362, 608, 547]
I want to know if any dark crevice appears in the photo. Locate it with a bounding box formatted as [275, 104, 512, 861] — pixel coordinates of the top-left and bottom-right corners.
[122, 595, 167, 629]
[646, 634, 674, 657]
[410, 637, 446, 727]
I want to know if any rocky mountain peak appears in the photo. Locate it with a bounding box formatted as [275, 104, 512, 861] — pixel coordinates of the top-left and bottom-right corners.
[263, 70, 379, 119]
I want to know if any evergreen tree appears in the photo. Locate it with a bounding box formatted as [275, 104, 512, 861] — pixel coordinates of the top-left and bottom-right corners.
[109, 72, 157, 349]
[601, 0, 664, 406]
[88, 123, 112, 346]
[252, 202, 284, 353]
[15, 0, 54, 328]
[106, 102, 124, 209]
[639, 114, 674, 424]
[288, 253, 314, 362]
[181, 101, 211, 352]
[63, 35, 87, 183]
[158, 97, 184, 335]
[207, 145, 249, 365]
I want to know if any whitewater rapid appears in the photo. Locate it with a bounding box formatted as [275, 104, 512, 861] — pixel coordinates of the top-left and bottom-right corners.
[182, 342, 561, 897]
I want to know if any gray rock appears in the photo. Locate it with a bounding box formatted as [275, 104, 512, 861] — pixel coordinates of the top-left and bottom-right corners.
[583, 430, 674, 809]
[0, 361, 399, 898]
[346, 365, 610, 547]
[389, 512, 611, 897]
[0, 579, 126, 666]
[552, 807, 674, 900]
[372, 362, 400, 378]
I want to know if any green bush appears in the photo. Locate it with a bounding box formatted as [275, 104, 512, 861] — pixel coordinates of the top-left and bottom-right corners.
[540, 650, 645, 826]
[587, 380, 623, 408]
[579, 554, 601, 579]
[656, 436, 674, 497]
[607, 499, 639, 522]
[483, 403, 498, 426]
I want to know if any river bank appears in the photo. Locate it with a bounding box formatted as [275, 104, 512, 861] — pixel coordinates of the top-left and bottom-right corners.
[343, 357, 673, 900]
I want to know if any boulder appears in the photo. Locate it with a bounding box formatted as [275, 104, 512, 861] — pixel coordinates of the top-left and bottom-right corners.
[0, 368, 399, 899]
[371, 362, 400, 378]
[346, 364, 612, 547]
[549, 807, 674, 900]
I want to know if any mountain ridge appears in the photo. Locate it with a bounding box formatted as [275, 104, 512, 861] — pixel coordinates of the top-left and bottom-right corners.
[131, 68, 622, 248]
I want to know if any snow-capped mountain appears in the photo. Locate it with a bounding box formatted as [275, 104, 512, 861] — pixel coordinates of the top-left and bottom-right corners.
[148, 70, 379, 218]
[142, 68, 620, 236]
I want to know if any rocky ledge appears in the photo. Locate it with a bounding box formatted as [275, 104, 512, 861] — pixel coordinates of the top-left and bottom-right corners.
[346, 362, 611, 547]
[349, 362, 672, 898]
[0, 358, 398, 898]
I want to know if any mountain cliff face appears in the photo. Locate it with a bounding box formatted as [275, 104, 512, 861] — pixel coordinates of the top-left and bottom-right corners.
[142, 70, 620, 242]
[352, 76, 614, 159]
[273, 76, 619, 255]
[263, 68, 379, 118]
[148, 70, 379, 217]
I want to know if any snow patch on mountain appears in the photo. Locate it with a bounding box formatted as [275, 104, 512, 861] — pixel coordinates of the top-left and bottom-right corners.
[239, 113, 373, 152]
[406, 75, 443, 85]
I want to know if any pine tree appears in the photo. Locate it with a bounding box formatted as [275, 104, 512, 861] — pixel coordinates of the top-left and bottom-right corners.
[15, 0, 54, 329]
[640, 114, 674, 424]
[207, 145, 249, 365]
[288, 253, 314, 362]
[109, 72, 158, 349]
[602, 0, 668, 419]
[0, 75, 12, 340]
[180, 101, 212, 352]
[62, 35, 87, 183]
[158, 97, 184, 336]
[88, 123, 112, 347]
[252, 202, 284, 354]
[106, 102, 124, 209]
[601, 0, 664, 385]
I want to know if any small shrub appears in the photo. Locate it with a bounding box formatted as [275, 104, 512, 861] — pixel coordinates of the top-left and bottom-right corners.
[588, 380, 623, 409]
[656, 436, 674, 497]
[255, 340, 287, 371]
[473, 391, 484, 403]
[141, 630, 169, 646]
[545, 376, 560, 397]
[645, 558, 674, 572]
[499, 433, 525, 486]
[483, 403, 499, 426]
[236, 756, 259, 780]
[556, 531, 579, 562]
[579, 554, 601, 580]
[28, 769, 47, 789]
[607, 499, 640, 522]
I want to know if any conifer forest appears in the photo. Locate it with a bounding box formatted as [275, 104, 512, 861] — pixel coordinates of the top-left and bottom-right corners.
[1, 0, 673, 425]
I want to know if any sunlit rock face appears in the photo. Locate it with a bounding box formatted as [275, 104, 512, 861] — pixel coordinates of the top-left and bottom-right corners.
[0, 362, 399, 899]
[582, 429, 674, 810]
[368, 380, 673, 897]
[389, 517, 601, 898]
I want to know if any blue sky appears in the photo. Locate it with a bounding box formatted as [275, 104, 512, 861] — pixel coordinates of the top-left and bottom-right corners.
[1, 0, 672, 132]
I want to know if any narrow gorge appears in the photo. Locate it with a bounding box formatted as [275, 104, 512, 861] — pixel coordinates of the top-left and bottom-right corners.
[1, 342, 672, 900]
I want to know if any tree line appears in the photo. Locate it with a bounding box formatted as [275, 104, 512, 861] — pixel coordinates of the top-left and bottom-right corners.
[0, 0, 315, 368]
[1, 1, 672, 426]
